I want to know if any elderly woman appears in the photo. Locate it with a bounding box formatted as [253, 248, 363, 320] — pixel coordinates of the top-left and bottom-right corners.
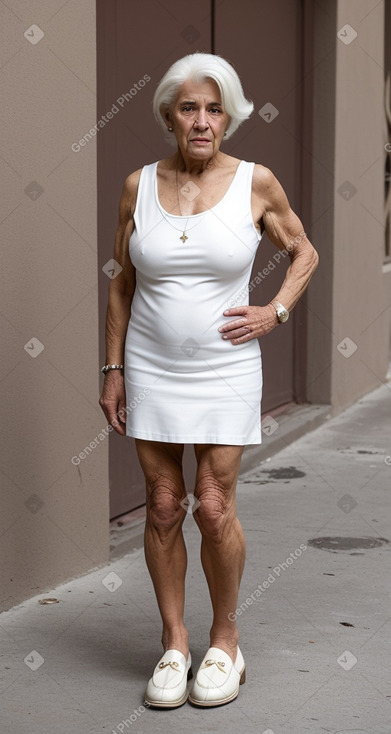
[99, 52, 318, 708]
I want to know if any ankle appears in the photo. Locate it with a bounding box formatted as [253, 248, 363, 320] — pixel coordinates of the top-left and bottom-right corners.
[162, 626, 189, 658]
[209, 630, 239, 662]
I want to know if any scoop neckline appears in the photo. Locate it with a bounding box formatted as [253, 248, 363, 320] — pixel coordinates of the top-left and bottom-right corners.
[154, 159, 244, 219]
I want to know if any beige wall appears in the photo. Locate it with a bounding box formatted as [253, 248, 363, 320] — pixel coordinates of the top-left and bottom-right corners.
[0, 0, 109, 612]
[332, 0, 390, 409]
[307, 0, 391, 411]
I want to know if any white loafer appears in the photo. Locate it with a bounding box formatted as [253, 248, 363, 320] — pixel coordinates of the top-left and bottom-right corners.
[188, 646, 245, 707]
[144, 649, 192, 708]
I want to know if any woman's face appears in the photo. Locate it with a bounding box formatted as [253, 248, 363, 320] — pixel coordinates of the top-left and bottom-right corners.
[166, 78, 230, 163]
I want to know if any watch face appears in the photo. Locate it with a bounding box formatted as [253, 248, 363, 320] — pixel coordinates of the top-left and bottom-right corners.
[278, 308, 289, 323]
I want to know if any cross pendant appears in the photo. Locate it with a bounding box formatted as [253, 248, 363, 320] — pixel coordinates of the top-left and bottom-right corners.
[180, 232, 188, 243]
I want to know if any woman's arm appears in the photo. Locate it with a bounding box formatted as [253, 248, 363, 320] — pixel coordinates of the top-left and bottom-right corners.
[99, 171, 140, 434]
[259, 166, 319, 312]
[219, 166, 319, 344]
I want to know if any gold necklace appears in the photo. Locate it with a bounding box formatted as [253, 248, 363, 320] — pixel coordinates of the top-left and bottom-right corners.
[172, 152, 222, 235]
[174, 168, 202, 243]
[159, 169, 205, 243]
[159, 209, 204, 242]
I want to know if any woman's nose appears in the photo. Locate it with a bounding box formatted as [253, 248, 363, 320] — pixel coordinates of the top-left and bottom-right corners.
[194, 111, 208, 129]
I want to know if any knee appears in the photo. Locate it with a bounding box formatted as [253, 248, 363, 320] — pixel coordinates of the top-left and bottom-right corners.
[147, 476, 184, 536]
[194, 471, 232, 542]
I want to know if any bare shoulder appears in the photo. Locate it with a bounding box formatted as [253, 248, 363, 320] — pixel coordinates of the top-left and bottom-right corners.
[252, 164, 285, 205]
[122, 168, 143, 211]
[124, 167, 143, 188]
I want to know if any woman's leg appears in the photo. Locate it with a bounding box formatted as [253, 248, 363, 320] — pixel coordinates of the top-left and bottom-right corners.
[193, 443, 245, 662]
[135, 438, 189, 658]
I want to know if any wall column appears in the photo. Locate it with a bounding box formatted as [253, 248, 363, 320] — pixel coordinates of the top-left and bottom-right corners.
[0, 0, 109, 611]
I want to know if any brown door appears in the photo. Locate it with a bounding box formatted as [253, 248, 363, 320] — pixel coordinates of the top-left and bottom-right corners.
[97, 0, 308, 518]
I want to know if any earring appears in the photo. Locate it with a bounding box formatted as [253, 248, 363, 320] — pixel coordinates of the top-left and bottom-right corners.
[168, 126, 173, 132]
[223, 131, 228, 139]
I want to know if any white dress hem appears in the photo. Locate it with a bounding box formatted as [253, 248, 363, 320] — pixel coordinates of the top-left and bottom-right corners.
[126, 428, 262, 445]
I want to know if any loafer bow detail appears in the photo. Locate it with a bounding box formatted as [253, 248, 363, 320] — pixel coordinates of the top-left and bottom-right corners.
[158, 660, 180, 671]
[202, 659, 227, 674]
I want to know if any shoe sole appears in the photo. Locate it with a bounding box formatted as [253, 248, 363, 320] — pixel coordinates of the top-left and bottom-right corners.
[144, 667, 193, 709]
[188, 665, 245, 708]
[145, 691, 189, 708]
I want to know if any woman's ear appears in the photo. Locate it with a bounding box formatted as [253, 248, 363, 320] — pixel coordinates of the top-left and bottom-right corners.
[163, 107, 171, 125]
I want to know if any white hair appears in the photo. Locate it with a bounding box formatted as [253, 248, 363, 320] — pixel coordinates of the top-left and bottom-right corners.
[152, 53, 254, 144]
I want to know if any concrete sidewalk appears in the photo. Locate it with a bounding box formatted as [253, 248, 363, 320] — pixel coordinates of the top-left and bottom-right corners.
[1, 383, 391, 734]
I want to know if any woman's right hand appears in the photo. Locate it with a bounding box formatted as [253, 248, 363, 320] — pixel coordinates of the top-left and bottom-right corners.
[99, 371, 127, 436]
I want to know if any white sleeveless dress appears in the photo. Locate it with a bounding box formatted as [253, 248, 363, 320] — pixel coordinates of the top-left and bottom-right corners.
[124, 159, 264, 444]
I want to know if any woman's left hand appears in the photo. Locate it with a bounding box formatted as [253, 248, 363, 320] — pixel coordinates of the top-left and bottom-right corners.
[218, 304, 279, 344]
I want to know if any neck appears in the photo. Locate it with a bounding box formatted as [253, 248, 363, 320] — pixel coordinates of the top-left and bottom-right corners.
[173, 149, 224, 175]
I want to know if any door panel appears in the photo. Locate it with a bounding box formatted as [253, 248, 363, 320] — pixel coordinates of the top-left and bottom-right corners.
[215, 0, 303, 410]
[97, 0, 211, 518]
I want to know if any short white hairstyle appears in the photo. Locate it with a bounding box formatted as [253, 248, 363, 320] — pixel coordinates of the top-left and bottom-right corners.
[152, 53, 254, 144]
